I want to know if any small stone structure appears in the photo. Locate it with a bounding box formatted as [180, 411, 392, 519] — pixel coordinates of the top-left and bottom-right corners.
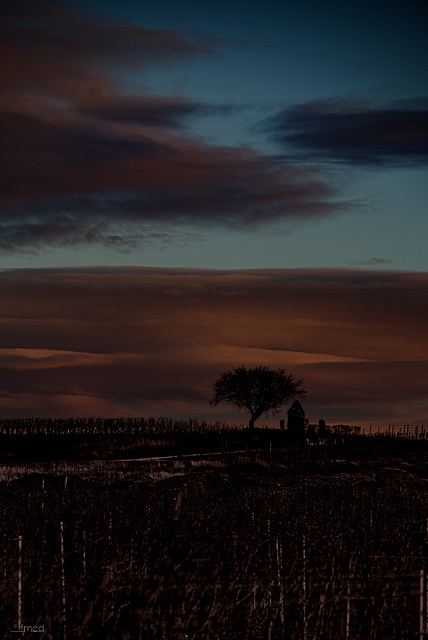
[287, 400, 306, 439]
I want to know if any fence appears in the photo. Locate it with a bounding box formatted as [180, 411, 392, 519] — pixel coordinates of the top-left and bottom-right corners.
[360, 424, 427, 439]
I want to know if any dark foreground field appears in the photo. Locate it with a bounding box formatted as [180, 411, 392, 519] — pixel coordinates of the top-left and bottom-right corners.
[1, 436, 428, 640]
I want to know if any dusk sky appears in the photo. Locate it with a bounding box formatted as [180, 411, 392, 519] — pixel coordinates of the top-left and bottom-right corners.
[0, 0, 427, 426]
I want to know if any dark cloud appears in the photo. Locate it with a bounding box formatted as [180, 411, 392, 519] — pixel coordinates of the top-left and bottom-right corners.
[78, 96, 241, 128]
[0, 0, 346, 254]
[0, 0, 236, 102]
[351, 257, 392, 267]
[0, 217, 198, 254]
[265, 98, 428, 166]
[0, 267, 427, 424]
[0, 107, 342, 251]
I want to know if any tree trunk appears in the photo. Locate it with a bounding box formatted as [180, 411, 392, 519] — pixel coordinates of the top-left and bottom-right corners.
[249, 415, 256, 430]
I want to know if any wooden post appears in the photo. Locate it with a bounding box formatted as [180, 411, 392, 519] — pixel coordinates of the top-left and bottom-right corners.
[426, 565, 428, 636]
[82, 530, 86, 578]
[3, 518, 7, 579]
[302, 534, 307, 640]
[60, 521, 67, 640]
[346, 557, 352, 639]
[17, 535, 22, 630]
[108, 511, 112, 545]
[276, 538, 284, 626]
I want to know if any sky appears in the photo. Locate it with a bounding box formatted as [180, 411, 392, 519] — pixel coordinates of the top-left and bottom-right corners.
[0, 0, 427, 426]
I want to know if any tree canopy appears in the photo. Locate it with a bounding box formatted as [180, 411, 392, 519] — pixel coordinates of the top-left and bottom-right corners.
[210, 365, 306, 429]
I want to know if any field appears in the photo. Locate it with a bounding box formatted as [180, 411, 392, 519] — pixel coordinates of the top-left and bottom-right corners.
[1, 421, 428, 639]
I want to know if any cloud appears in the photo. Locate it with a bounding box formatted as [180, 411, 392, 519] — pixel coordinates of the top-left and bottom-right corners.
[0, 107, 342, 252]
[351, 257, 392, 267]
[0, 215, 201, 255]
[0, 0, 345, 254]
[77, 95, 241, 128]
[0, 266, 427, 425]
[265, 98, 428, 166]
[0, 0, 237, 102]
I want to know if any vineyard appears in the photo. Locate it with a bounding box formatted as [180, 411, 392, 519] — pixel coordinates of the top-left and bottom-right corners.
[0, 417, 425, 438]
[0, 417, 240, 436]
[1, 417, 427, 465]
[0, 417, 245, 462]
[1, 448, 428, 639]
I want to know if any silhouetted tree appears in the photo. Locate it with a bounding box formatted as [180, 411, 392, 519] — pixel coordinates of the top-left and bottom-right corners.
[210, 365, 306, 430]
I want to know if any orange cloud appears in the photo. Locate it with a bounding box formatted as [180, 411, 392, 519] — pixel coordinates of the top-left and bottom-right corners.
[0, 267, 427, 426]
